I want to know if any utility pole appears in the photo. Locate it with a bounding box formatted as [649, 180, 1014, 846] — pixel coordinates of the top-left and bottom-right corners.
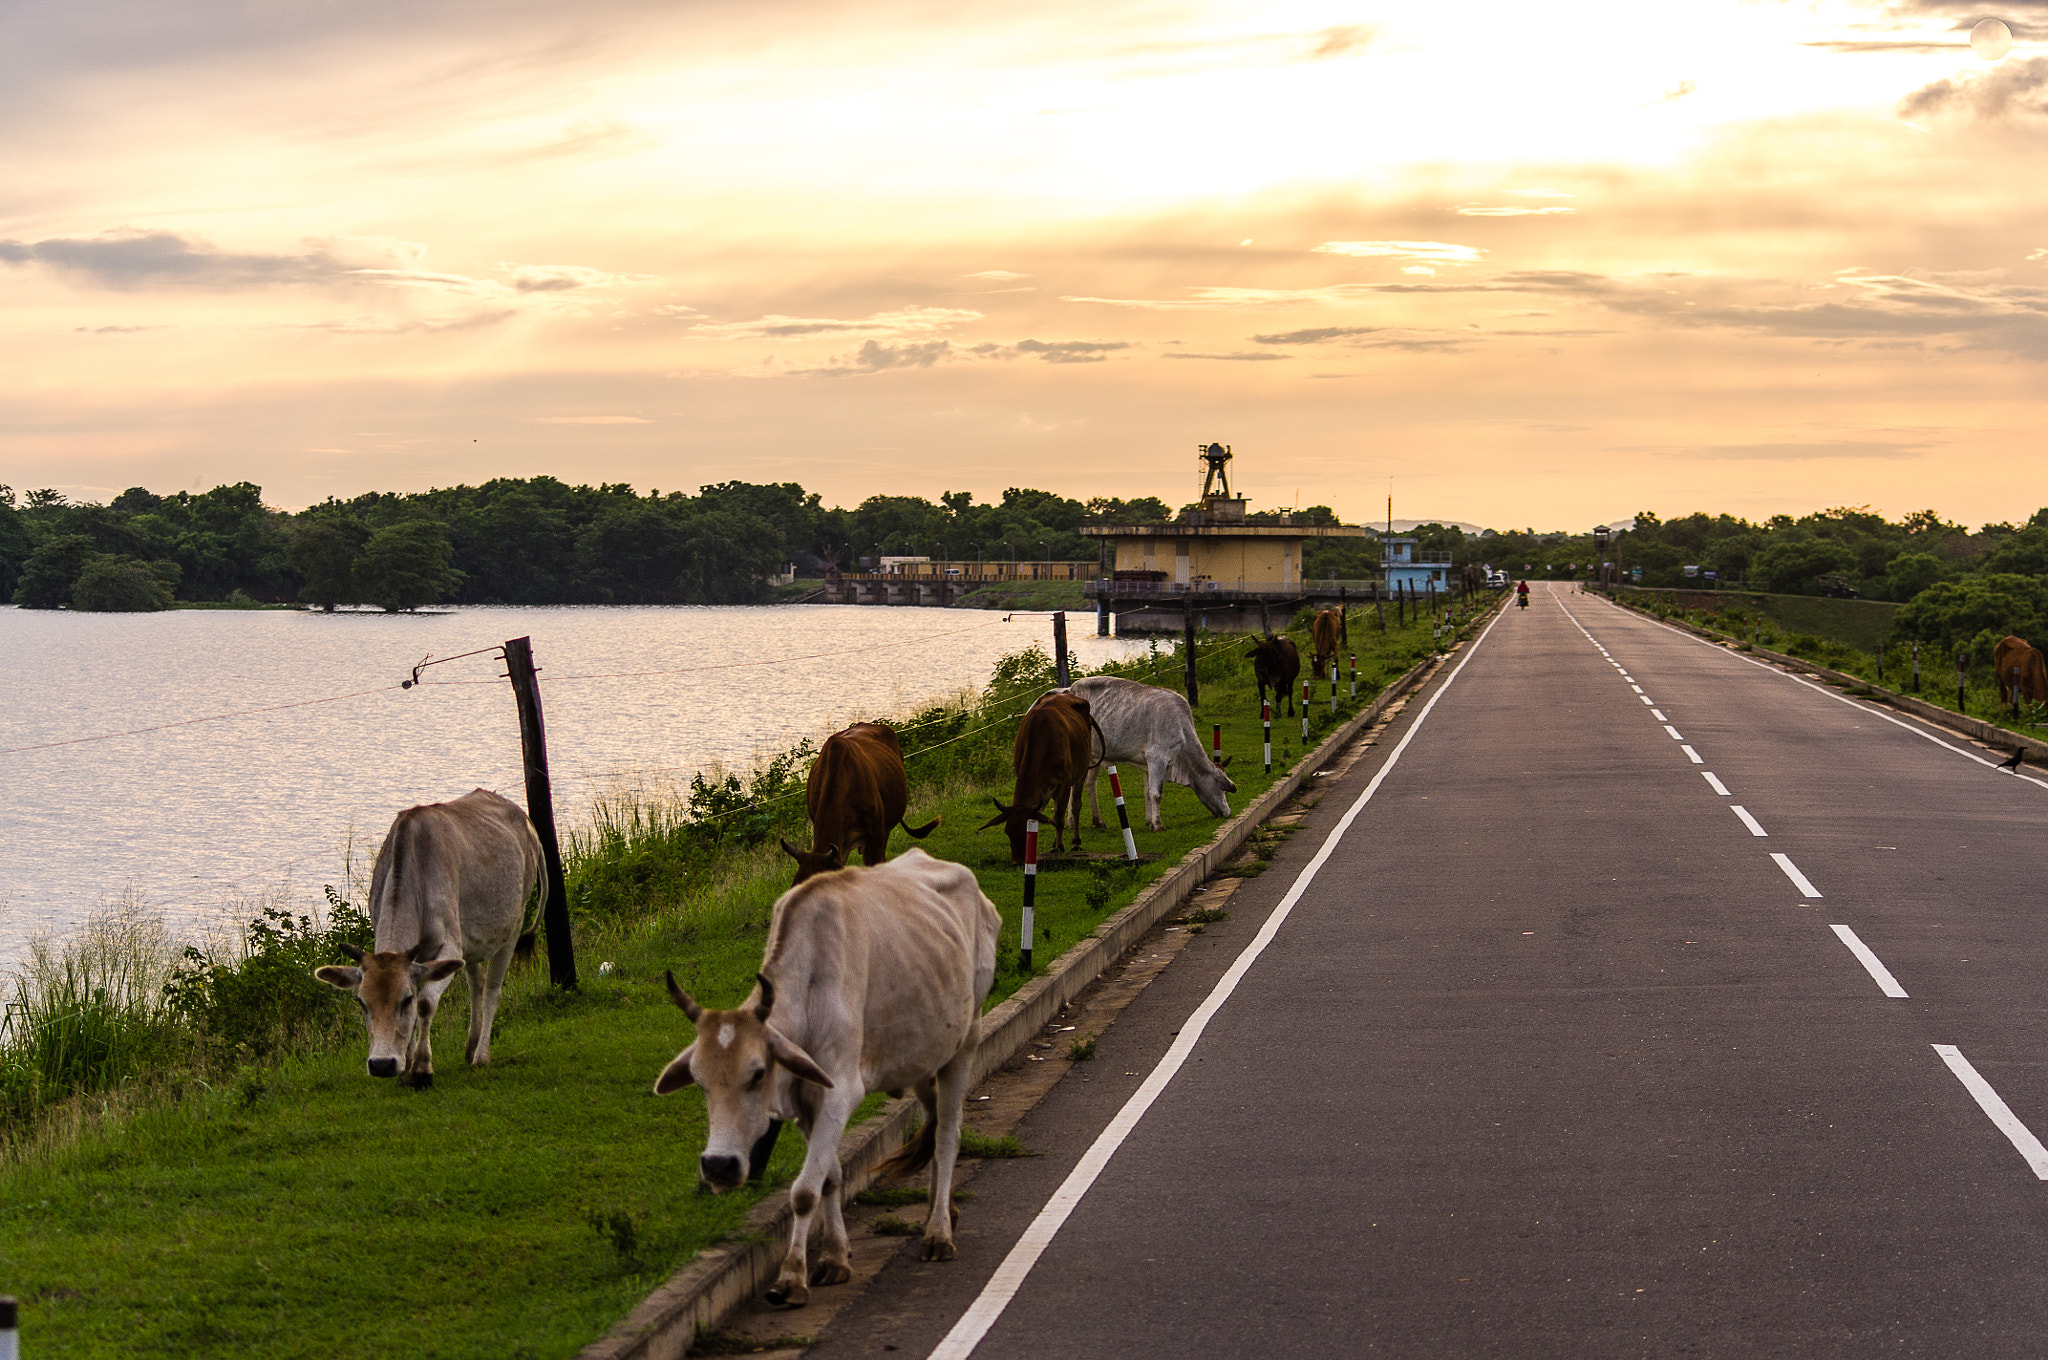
[503, 637, 576, 989]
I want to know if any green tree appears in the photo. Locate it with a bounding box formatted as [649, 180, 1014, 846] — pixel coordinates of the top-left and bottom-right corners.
[288, 515, 371, 611]
[70, 556, 177, 612]
[1883, 552, 1947, 603]
[1894, 573, 2048, 660]
[11, 533, 97, 609]
[353, 520, 465, 612]
[1751, 537, 1858, 595]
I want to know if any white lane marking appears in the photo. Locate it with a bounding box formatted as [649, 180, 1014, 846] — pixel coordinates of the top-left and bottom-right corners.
[1651, 708, 1668, 720]
[1702, 772, 1730, 795]
[923, 596, 1510, 1360]
[1933, 1045, 2048, 1179]
[1639, 696, 1654, 706]
[1582, 594, 2048, 793]
[1730, 805, 1768, 837]
[1663, 724, 1684, 740]
[1771, 852, 1823, 897]
[1830, 924, 1908, 997]
[1630, 685, 1644, 693]
[1681, 745, 1703, 763]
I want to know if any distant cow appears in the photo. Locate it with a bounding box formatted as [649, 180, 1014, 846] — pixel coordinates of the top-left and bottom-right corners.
[314, 788, 543, 1085]
[655, 848, 999, 1305]
[1071, 675, 1235, 831]
[1309, 609, 1344, 686]
[1993, 635, 2048, 707]
[1247, 634, 1300, 716]
[781, 722, 939, 884]
[980, 690, 1100, 863]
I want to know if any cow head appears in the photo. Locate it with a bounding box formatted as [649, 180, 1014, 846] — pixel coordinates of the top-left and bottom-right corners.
[654, 970, 833, 1192]
[314, 942, 464, 1078]
[779, 838, 844, 885]
[1190, 757, 1238, 819]
[978, 796, 1047, 866]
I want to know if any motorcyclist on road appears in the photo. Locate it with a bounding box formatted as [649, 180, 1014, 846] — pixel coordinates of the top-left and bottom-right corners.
[1515, 579, 1530, 608]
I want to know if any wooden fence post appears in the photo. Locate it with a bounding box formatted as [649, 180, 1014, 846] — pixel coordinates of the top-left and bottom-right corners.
[503, 636, 576, 990]
[1183, 614, 1199, 707]
[1053, 611, 1070, 687]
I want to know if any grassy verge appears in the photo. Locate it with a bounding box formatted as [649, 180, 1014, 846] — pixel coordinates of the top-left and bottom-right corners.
[948, 580, 1089, 611]
[1610, 591, 2048, 742]
[0, 598, 1487, 1359]
[1616, 585, 1899, 653]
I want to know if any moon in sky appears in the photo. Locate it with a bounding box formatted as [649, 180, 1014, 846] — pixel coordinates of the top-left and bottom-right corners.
[1970, 17, 2013, 61]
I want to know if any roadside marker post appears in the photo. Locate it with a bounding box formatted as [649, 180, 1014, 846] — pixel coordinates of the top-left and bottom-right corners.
[0, 1296, 17, 1360]
[1212, 723, 1223, 766]
[1020, 818, 1038, 972]
[1328, 663, 1337, 713]
[1349, 652, 1357, 699]
[1913, 642, 1920, 691]
[1958, 658, 1967, 715]
[1262, 698, 1272, 773]
[1107, 765, 1138, 862]
[1301, 679, 1310, 741]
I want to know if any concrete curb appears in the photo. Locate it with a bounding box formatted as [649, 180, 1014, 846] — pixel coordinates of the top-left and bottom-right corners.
[1605, 596, 2048, 760]
[576, 623, 1480, 1360]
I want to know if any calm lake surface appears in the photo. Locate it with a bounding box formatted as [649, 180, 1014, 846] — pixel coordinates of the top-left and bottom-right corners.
[0, 603, 1143, 965]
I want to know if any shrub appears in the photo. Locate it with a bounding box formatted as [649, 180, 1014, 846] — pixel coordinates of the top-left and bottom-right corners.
[70, 555, 176, 612]
[160, 891, 374, 1061]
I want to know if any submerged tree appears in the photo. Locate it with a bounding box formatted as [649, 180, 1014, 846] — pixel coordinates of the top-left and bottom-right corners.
[353, 520, 465, 612]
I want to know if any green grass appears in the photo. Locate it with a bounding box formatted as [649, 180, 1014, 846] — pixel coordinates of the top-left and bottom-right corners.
[0, 600, 1486, 1358]
[949, 579, 1089, 611]
[1619, 587, 1898, 653]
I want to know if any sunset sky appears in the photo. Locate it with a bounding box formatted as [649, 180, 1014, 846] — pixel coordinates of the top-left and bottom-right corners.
[4, 0, 2044, 531]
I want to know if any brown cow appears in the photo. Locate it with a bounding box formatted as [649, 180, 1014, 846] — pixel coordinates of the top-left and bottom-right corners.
[1309, 609, 1344, 687]
[979, 691, 1100, 863]
[781, 723, 939, 884]
[1993, 635, 2048, 707]
[1247, 634, 1300, 716]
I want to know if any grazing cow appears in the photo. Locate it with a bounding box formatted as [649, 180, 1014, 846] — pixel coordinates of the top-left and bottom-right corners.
[1071, 675, 1236, 831]
[780, 722, 939, 884]
[655, 848, 999, 1305]
[1309, 608, 1344, 686]
[1247, 634, 1300, 716]
[979, 690, 1100, 863]
[1993, 635, 2048, 706]
[314, 788, 543, 1085]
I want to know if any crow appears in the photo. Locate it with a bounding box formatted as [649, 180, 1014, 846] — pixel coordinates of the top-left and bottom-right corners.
[1996, 747, 2025, 772]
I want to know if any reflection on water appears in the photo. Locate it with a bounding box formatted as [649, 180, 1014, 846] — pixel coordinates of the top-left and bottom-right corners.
[0, 603, 1143, 963]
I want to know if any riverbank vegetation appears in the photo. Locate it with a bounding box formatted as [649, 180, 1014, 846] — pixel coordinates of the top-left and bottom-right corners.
[0, 596, 1491, 1358]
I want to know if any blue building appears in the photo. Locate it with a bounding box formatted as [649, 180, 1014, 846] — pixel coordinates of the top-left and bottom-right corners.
[1381, 537, 1452, 595]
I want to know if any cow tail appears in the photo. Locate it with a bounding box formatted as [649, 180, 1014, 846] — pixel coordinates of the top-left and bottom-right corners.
[1086, 712, 1110, 771]
[901, 815, 942, 839]
[515, 823, 546, 961]
[872, 1115, 939, 1182]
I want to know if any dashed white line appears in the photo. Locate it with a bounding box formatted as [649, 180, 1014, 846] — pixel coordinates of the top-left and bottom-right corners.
[1662, 724, 1684, 740]
[1639, 696, 1654, 706]
[1730, 805, 1768, 837]
[1829, 924, 1908, 997]
[1933, 1045, 2048, 1179]
[1681, 745, 1703, 764]
[1630, 685, 1644, 693]
[1651, 708, 1668, 720]
[1771, 852, 1823, 897]
[1702, 772, 1730, 795]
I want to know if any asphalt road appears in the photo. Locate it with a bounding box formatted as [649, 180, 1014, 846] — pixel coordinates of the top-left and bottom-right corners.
[808, 583, 2048, 1358]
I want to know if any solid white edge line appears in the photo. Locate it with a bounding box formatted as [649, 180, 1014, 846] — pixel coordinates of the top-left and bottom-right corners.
[1580, 593, 2048, 793]
[1933, 1045, 2048, 1179]
[923, 603, 1510, 1360]
[1730, 805, 1769, 837]
[1771, 851, 1823, 897]
[1829, 923, 1908, 998]
[1702, 771, 1731, 796]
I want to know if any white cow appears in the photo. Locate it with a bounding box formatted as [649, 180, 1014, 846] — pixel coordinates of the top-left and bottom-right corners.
[655, 847, 999, 1305]
[314, 788, 543, 1085]
[1072, 675, 1237, 831]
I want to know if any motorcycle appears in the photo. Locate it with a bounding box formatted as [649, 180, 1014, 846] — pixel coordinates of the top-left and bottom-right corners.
[1515, 593, 1529, 609]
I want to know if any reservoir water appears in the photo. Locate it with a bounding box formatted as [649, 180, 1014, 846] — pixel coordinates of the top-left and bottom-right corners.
[0, 603, 1143, 965]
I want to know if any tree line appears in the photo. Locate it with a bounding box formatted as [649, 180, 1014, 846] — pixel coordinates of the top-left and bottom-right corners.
[0, 478, 1171, 612]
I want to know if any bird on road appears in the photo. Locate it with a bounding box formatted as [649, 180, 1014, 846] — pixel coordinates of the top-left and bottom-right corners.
[1996, 747, 2025, 772]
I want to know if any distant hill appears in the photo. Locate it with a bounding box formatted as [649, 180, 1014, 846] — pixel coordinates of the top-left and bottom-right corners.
[1378, 518, 1489, 535]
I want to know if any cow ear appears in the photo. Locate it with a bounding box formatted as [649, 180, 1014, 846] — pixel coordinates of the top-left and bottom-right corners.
[654, 1045, 697, 1095]
[664, 970, 704, 1022]
[314, 966, 361, 990]
[418, 958, 464, 984]
[766, 1029, 834, 1088]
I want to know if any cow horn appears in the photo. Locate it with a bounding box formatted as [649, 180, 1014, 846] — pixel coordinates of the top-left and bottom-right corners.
[336, 942, 367, 964]
[978, 801, 1010, 831]
[754, 973, 776, 1021]
[778, 838, 804, 861]
[663, 969, 703, 1022]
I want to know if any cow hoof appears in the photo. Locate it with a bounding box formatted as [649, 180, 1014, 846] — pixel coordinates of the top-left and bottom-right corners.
[765, 1279, 810, 1308]
[921, 1237, 957, 1263]
[405, 1071, 434, 1090]
[810, 1260, 852, 1287]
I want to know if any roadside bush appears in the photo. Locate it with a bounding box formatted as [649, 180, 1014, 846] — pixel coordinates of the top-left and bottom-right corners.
[1894, 572, 2048, 662]
[160, 891, 373, 1061]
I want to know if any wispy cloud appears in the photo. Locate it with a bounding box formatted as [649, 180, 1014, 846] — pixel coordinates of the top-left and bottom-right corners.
[1899, 56, 2048, 120]
[524, 415, 653, 424]
[1652, 440, 1932, 461]
[786, 338, 953, 376]
[1312, 240, 1485, 264]
[690, 306, 981, 339]
[1454, 205, 1576, 217]
[1159, 350, 1290, 361]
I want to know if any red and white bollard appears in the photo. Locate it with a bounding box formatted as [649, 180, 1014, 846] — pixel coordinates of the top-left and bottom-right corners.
[1349, 652, 1357, 699]
[1021, 818, 1038, 971]
[1106, 764, 1138, 861]
[1328, 662, 1337, 712]
[1301, 679, 1310, 741]
[1212, 723, 1223, 766]
[1262, 698, 1272, 773]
